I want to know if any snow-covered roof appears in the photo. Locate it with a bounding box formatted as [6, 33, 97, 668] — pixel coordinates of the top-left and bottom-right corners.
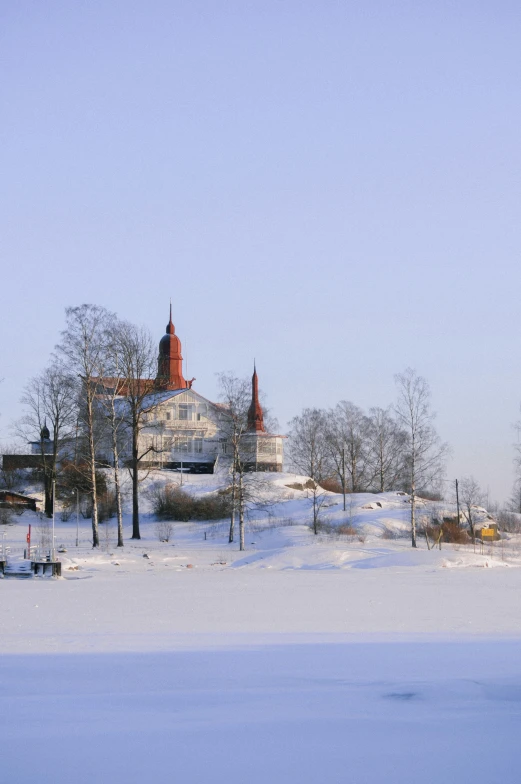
[140, 388, 187, 410]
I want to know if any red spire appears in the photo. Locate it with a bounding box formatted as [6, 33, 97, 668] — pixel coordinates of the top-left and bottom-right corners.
[166, 302, 175, 335]
[156, 303, 187, 390]
[247, 362, 265, 432]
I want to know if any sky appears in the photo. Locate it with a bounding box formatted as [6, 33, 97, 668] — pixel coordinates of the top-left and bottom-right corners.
[1, 1, 520, 503]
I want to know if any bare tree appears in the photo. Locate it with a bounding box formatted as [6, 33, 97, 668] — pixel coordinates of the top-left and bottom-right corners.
[288, 408, 330, 534]
[217, 372, 252, 549]
[18, 364, 77, 516]
[57, 304, 116, 547]
[459, 476, 484, 540]
[394, 368, 449, 548]
[366, 406, 407, 492]
[115, 321, 158, 540]
[98, 323, 131, 547]
[510, 478, 521, 515]
[326, 401, 372, 495]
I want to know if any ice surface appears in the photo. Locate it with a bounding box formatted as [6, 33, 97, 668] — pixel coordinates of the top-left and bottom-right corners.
[1, 470, 521, 782]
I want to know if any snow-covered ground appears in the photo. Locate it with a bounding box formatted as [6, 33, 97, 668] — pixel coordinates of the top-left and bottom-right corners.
[1, 471, 521, 782]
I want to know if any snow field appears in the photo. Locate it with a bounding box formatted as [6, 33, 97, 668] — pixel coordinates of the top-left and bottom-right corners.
[1, 470, 521, 781]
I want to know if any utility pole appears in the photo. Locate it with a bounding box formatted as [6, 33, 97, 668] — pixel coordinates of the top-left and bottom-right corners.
[342, 448, 346, 512]
[455, 478, 460, 528]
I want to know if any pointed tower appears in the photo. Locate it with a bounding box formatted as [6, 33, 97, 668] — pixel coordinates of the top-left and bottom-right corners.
[247, 363, 265, 432]
[156, 304, 187, 390]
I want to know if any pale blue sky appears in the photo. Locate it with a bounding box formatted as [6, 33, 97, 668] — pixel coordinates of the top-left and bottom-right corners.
[2, 1, 520, 501]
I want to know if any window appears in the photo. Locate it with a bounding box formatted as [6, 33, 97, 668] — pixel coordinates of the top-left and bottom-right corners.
[259, 440, 276, 455]
[179, 403, 193, 421]
[166, 411, 171, 421]
[193, 438, 203, 454]
[175, 436, 189, 453]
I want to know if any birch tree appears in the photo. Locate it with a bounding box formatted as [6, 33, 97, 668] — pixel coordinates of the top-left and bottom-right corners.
[217, 372, 251, 549]
[394, 368, 449, 548]
[57, 304, 116, 547]
[98, 324, 131, 547]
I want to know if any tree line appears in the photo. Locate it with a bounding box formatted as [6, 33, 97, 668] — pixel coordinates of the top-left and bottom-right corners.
[288, 368, 450, 548]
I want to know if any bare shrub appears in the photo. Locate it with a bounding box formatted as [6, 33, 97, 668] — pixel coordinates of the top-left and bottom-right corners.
[337, 524, 357, 536]
[155, 521, 174, 542]
[313, 518, 334, 535]
[153, 484, 232, 522]
[319, 477, 344, 494]
[425, 521, 470, 545]
[380, 526, 409, 540]
[418, 490, 443, 502]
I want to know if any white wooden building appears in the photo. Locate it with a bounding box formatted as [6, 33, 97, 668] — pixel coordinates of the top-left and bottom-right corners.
[106, 310, 284, 473]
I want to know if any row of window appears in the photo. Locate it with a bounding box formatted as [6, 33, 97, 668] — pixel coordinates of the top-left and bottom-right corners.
[157, 436, 205, 454]
[167, 403, 207, 422]
[144, 404, 209, 423]
[149, 435, 282, 458]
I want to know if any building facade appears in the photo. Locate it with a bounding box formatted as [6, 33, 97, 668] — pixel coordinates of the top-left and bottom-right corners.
[117, 308, 284, 473]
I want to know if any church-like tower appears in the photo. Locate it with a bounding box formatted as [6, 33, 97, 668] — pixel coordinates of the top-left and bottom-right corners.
[247, 364, 265, 432]
[156, 305, 187, 390]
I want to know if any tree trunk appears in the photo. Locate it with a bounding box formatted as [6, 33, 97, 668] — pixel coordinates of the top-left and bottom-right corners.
[467, 506, 475, 541]
[44, 472, 53, 518]
[411, 477, 417, 548]
[41, 446, 53, 518]
[112, 427, 124, 547]
[313, 489, 318, 535]
[228, 464, 236, 543]
[87, 399, 99, 548]
[131, 415, 141, 538]
[239, 472, 245, 551]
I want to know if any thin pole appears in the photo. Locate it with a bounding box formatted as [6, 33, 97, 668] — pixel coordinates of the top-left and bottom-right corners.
[342, 448, 346, 512]
[180, 460, 183, 486]
[76, 488, 79, 547]
[52, 479, 56, 561]
[455, 478, 460, 528]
